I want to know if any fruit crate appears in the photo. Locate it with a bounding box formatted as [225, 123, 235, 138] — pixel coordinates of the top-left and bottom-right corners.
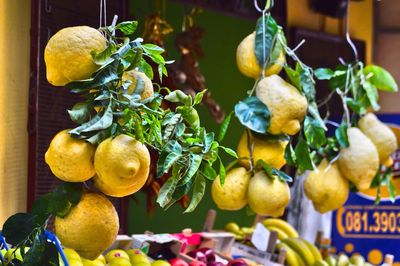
[0, 230, 69, 266]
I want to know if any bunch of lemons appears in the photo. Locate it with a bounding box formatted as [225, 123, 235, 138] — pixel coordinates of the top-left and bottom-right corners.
[44, 26, 153, 260]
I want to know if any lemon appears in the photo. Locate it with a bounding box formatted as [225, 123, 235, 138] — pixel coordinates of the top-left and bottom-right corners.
[64, 248, 81, 261]
[211, 167, 251, 211]
[237, 131, 287, 170]
[45, 130, 96, 182]
[338, 127, 379, 191]
[236, 32, 285, 79]
[122, 70, 154, 100]
[304, 159, 349, 213]
[55, 193, 119, 260]
[151, 260, 171, 266]
[82, 259, 105, 266]
[109, 258, 132, 266]
[93, 134, 150, 197]
[247, 171, 290, 217]
[358, 113, 398, 163]
[256, 75, 308, 135]
[45, 26, 106, 86]
[105, 250, 129, 263]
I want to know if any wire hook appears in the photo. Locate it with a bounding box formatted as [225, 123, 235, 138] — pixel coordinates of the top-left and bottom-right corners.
[254, 0, 274, 13]
[344, 0, 358, 62]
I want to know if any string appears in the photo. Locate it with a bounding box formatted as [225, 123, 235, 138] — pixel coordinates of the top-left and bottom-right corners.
[345, 0, 358, 62]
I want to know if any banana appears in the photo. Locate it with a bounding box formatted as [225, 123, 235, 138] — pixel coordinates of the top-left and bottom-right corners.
[241, 227, 255, 234]
[276, 242, 299, 266]
[314, 259, 329, 266]
[294, 252, 306, 266]
[325, 255, 336, 266]
[282, 238, 316, 266]
[263, 218, 299, 238]
[299, 238, 322, 261]
[265, 225, 289, 240]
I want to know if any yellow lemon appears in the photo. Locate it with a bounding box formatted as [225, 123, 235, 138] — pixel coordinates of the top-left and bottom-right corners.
[211, 167, 251, 211]
[122, 70, 154, 100]
[247, 171, 290, 217]
[82, 259, 105, 266]
[358, 113, 398, 163]
[237, 131, 287, 170]
[55, 193, 119, 260]
[45, 129, 96, 182]
[105, 250, 129, 263]
[45, 26, 106, 86]
[256, 75, 308, 135]
[93, 134, 150, 197]
[64, 248, 81, 261]
[236, 32, 285, 79]
[304, 159, 349, 213]
[338, 127, 379, 191]
[109, 258, 132, 266]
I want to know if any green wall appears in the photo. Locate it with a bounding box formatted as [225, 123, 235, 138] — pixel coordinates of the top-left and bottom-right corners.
[127, 0, 256, 234]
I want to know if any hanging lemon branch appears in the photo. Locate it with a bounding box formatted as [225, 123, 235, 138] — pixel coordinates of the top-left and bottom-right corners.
[1, 19, 237, 265]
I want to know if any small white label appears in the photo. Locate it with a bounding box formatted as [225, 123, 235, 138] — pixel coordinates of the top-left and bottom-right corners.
[251, 223, 270, 252]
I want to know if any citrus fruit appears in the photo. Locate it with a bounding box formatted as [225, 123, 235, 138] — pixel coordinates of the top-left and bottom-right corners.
[236, 32, 285, 79]
[358, 113, 398, 163]
[105, 250, 129, 263]
[338, 127, 379, 191]
[304, 159, 349, 213]
[237, 131, 287, 170]
[122, 70, 154, 100]
[211, 167, 251, 211]
[256, 75, 307, 135]
[55, 192, 119, 260]
[93, 134, 150, 197]
[45, 26, 106, 86]
[45, 129, 96, 182]
[247, 171, 290, 217]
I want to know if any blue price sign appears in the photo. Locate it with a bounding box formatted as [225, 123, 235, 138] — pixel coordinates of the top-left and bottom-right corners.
[332, 114, 400, 265]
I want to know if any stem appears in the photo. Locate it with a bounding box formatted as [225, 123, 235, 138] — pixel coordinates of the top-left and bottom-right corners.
[246, 129, 255, 172]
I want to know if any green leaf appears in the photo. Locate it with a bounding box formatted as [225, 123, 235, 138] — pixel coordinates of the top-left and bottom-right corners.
[165, 90, 192, 105]
[267, 29, 285, 69]
[184, 174, 206, 213]
[31, 194, 52, 225]
[69, 101, 113, 135]
[364, 65, 398, 92]
[163, 146, 183, 175]
[178, 107, 200, 129]
[254, 14, 278, 68]
[157, 141, 182, 177]
[304, 116, 326, 149]
[219, 146, 238, 158]
[362, 81, 380, 111]
[157, 170, 179, 208]
[2, 213, 37, 245]
[175, 123, 186, 137]
[294, 138, 314, 172]
[314, 68, 334, 80]
[92, 42, 117, 65]
[67, 61, 120, 92]
[49, 182, 83, 217]
[68, 102, 92, 124]
[115, 21, 138, 35]
[218, 158, 226, 185]
[345, 97, 366, 114]
[335, 123, 349, 148]
[272, 168, 293, 182]
[234, 96, 270, 134]
[218, 111, 233, 142]
[180, 153, 203, 185]
[139, 59, 154, 80]
[257, 159, 273, 177]
[284, 66, 301, 90]
[23, 236, 46, 266]
[86, 123, 117, 144]
[194, 90, 207, 105]
[162, 113, 182, 141]
[299, 65, 316, 101]
[383, 168, 396, 203]
[142, 43, 165, 54]
[202, 163, 217, 181]
[308, 101, 327, 130]
[284, 143, 296, 166]
[203, 132, 214, 153]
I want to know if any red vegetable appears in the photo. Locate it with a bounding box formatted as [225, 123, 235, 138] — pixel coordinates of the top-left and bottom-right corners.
[169, 258, 189, 266]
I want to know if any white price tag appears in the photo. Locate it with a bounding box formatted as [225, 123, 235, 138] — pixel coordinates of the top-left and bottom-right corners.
[251, 222, 271, 251]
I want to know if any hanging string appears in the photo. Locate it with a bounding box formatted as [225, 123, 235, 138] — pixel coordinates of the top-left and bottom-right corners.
[99, 0, 107, 28]
[254, 0, 274, 13]
[345, 0, 358, 62]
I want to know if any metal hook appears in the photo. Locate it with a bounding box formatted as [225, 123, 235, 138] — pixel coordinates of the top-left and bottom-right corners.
[254, 0, 274, 13]
[345, 0, 358, 62]
[44, 0, 52, 13]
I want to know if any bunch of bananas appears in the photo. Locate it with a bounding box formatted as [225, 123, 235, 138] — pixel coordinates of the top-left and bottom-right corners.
[224, 222, 254, 240]
[276, 237, 322, 266]
[262, 218, 299, 240]
[321, 254, 373, 266]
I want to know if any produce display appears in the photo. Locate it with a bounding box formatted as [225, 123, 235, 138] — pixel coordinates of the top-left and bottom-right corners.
[1, 0, 399, 266]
